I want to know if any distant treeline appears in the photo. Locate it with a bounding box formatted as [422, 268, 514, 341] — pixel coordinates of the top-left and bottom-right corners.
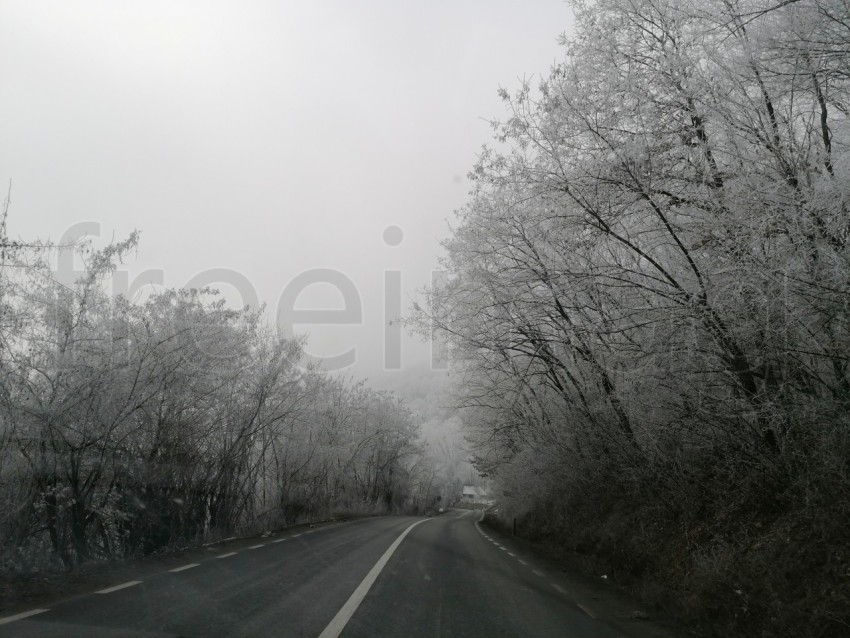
[417, 0, 850, 635]
[0, 231, 439, 573]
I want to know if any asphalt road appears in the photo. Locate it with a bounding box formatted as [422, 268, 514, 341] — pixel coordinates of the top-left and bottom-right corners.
[0, 511, 681, 637]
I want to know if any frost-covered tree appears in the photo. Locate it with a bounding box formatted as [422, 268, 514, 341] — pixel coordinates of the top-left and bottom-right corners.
[414, 2, 850, 630]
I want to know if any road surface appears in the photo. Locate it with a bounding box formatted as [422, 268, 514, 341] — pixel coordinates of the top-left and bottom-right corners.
[0, 510, 680, 637]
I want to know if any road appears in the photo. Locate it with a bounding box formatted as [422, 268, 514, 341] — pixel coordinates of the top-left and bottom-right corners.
[0, 510, 680, 637]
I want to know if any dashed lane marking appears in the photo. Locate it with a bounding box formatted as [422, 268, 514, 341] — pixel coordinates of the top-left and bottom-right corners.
[474, 519, 579, 611]
[96, 581, 142, 594]
[248, 544, 265, 549]
[169, 563, 199, 573]
[216, 552, 238, 559]
[0, 609, 49, 625]
[272, 538, 287, 543]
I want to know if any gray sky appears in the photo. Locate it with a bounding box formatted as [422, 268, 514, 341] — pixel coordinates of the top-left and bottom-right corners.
[1, 0, 573, 382]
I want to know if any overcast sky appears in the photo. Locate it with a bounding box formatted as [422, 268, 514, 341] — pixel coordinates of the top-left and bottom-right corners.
[0, 0, 574, 383]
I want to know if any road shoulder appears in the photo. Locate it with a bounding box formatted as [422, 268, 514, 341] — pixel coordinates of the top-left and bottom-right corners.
[477, 512, 694, 638]
[0, 516, 362, 618]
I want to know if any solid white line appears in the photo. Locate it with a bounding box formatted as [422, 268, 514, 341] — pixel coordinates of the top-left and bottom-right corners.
[532, 569, 544, 577]
[169, 563, 199, 573]
[0, 609, 49, 625]
[248, 544, 265, 549]
[577, 603, 597, 619]
[216, 552, 238, 559]
[318, 520, 428, 638]
[96, 580, 142, 594]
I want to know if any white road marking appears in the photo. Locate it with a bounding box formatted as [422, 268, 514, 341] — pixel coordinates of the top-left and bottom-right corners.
[248, 544, 265, 549]
[272, 538, 286, 543]
[577, 603, 597, 619]
[474, 521, 545, 578]
[551, 583, 567, 595]
[216, 552, 238, 559]
[169, 563, 199, 573]
[292, 534, 302, 538]
[96, 580, 142, 594]
[0, 609, 49, 625]
[318, 519, 428, 638]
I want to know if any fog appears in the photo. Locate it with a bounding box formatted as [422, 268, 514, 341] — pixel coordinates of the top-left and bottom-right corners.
[0, 0, 573, 385]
